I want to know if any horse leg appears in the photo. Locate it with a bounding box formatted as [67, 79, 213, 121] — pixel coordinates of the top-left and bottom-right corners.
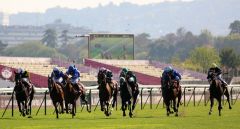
[105, 102, 110, 116]
[17, 101, 22, 113]
[60, 101, 64, 114]
[65, 102, 69, 114]
[21, 102, 26, 117]
[218, 97, 222, 116]
[112, 89, 117, 108]
[121, 100, 126, 117]
[100, 100, 104, 111]
[165, 100, 170, 116]
[54, 102, 59, 119]
[209, 96, 214, 115]
[80, 94, 91, 113]
[173, 99, 178, 117]
[128, 100, 133, 118]
[72, 103, 76, 118]
[132, 89, 139, 110]
[224, 88, 232, 109]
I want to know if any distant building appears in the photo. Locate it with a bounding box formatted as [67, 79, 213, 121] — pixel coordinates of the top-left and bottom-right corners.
[0, 19, 91, 47]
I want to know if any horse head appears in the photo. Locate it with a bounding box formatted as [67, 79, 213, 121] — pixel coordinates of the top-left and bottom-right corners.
[48, 76, 55, 92]
[98, 71, 107, 87]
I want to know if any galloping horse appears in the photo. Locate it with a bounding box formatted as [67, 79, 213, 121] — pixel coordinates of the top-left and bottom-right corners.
[162, 77, 181, 116]
[14, 72, 34, 117]
[119, 76, 139, 117]
[63, 74, 90, 118]
[97, 70, 118, 116]
[208, 72, 232, 116]
[48, 76, 64, 118]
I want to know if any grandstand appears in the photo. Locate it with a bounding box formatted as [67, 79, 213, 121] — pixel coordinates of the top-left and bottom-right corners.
[84, 59, 207, 84]
[0, 56, 97, 87]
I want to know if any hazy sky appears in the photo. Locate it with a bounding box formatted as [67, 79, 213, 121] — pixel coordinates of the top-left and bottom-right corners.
[0, 0, 193, 14]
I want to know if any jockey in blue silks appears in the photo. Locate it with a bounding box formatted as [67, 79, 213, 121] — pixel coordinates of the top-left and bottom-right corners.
[66, 65, 80, 84]
[51, 67, 65, 88]
[66, 65, 81, 93]
[161, 66, 181, 89]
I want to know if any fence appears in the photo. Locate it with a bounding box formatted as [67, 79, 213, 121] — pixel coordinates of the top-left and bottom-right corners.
[1, 84, 240, 117]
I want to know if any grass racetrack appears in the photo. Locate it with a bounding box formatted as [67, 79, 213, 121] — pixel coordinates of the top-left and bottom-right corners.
[1, 101, 240, 129]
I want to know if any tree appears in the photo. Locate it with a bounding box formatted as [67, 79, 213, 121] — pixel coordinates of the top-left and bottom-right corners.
[229, 20, 240, 34]
[0, 40, 8, 54]
[220, 47, 240, 69]
[42, 29, 58, 48]
[2, 41, 65, 58]
[59, 30, 71, 46]
[187, 46, 220, 73]
[135, 33, 152, 59]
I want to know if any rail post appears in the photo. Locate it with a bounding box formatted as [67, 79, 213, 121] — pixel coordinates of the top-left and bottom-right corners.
[44, 91, 47, 115]
[193, 87, 196, 106]
[140, 88, 143, 110]
[150, 88, 153, 109]
[230, 87, 233, 105]
[183, 87, 186, 106]
[11, 91, 14, 117]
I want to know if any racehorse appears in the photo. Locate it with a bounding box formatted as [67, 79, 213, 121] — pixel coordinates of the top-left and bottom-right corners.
[63, 74, 90, 118]
[119, 76, 139, 117]
[162, 77, 182, 116]
[14, 72, 34, 117]
[97, 70, 118, 116]
[47, 76, 64, 118]
[208, 72, 232, 116]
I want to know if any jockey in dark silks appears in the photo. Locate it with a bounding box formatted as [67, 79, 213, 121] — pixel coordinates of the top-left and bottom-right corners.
[161, 66, 181, 89]
[207, 63, 227, 88]
[66, 65, 82, 93]
[98, 67, 115, 89]
[50, 67, 65, 88]
[16, 68, 33, 93]
[125, 70, 139, 94]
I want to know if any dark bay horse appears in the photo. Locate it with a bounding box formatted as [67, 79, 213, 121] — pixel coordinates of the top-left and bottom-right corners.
[63, 75, 90, 118]
[14, 72, 34, 117]
[119, 76, 139, 117]
[48, 76, 64, 118]
[97, 71, 118, 116]
[208, 73, 232, 116]
[162, 78, 181, 116]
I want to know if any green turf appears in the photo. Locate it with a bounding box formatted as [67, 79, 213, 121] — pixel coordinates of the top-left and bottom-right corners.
[0, 102, 240, 129]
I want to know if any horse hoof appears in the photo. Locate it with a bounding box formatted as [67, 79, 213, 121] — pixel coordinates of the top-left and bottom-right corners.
[129, 113, 133, 118]
[123, 113, 126, 117]
[229, 107, 232, 110]
[175, 114, 178, 117]
[209, 112, 211, 115]
[28, 116, 32, 118]
[167, 113, 169, 116]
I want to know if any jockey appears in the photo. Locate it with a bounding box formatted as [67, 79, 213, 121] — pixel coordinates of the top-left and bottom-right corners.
[207, 63, 227, 87]
[16, 68, 32, 92]
[105, 69, 113, 84]
[51, 67, 65, 88]
[161, 66, 181, 88]
[66, 65, 81, 93]
[119, 68, 129, 78]
[125, 70, 138, 90]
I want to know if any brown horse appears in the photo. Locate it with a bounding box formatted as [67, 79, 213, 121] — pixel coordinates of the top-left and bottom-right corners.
[97, 71, 118, 116]
[119, 76, 139, 117]
[47, 76, 64, 118]
[162, 78, 181, 116]
[14, 72, 34, 117]
[63, 74, 90, 118]
[208, 73, 232, 116]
